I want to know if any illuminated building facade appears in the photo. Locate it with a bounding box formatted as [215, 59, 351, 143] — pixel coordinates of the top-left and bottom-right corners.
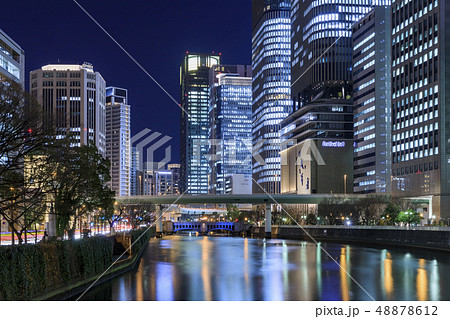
[168, 163, 181, 195]
[280, 100, 354, 194]
[130, 146, 140, 195]
[252, 0, 292, 194]
[291, 0, 384, 106]
[180, 52, 221, 194]
[282, 0, 389, 195]
[352, 6, 392, 194]
[155, 170, 174, 196]
[391, 0, 450, 219]
[0, 28, 24, 85]
[209, 65, 252, 194]
[30, 63, 106, 155]
[106, 87, 131, 196]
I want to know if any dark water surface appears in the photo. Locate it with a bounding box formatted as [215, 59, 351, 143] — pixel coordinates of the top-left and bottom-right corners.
[80, 235, 450, 301]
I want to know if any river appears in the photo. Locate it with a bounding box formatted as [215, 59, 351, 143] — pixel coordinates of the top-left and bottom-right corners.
[79, 235, 450, 301]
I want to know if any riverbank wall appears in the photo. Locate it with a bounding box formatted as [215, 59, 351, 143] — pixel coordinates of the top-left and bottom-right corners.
[0, 227, 155, 301]
[252, 225, 450, 251]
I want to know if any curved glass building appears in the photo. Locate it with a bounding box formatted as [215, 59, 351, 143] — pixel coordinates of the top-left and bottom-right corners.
[252, 0, 292, 194]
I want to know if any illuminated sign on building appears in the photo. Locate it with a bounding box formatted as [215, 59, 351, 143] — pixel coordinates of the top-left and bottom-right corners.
[322, 141, 345, 148]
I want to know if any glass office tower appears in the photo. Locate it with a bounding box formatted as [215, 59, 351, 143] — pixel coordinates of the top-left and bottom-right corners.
[252, 0, 292, 194]
[281, 0, 388, 195]
[180, 53, 221, 194]
[391, 0, 450, 219]
[352, 6, 392, 194]
[209, 65, 253, 194]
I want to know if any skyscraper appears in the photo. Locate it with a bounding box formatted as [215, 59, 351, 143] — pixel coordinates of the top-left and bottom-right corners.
[106, 87, 131, 196]
[180, 52, 221, 194]
[209, 65, 253, 195]
[252, 0, 292, 194]
[352, 6, 392, 194]
[130, 146, 140, 195]
[281, 0, 384, 195]
[391, 0, 449, 219]
[0, 28, 25, 85]
[30, 63, 106, 155]
[168, 163, 181, 195]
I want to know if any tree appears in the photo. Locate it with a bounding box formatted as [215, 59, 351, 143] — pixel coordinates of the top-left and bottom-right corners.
[318, 197, 348, 225]
[45, 139, 114, 239]
[381, 203, 401, 225]
[354, 197, 386, 225]
[306, 213, 317, 225]
[227, 204, 240, 221]
[397, 209, 423, 226]
[115, 200, 156, 229]
[0, 80, 53, 244]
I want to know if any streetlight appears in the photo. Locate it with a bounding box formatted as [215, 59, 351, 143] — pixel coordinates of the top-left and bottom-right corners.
[343, 174, 347, 194]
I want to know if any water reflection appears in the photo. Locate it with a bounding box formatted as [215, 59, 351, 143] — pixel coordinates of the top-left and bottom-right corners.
[340, 247, 350, 301]
[80, 236, 450, 301]
[416, 259, 427, 301]
[383, 252, 394, 298]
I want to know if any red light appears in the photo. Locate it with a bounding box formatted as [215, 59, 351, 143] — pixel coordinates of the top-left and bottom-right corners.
[219, 53, 222, 56]
[27, 129, 32, 133]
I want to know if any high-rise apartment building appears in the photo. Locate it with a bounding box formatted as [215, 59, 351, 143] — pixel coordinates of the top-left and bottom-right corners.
[391, 0, 449, 218]
[252, 0, 292, 194]
[30, 63, 106, 155]
[0, 28, 24, 85]
[106, 87, 131, 196]
[209, 65, 253, 195]
[180, 52, 221, 194]
[352, 6, 392, 194]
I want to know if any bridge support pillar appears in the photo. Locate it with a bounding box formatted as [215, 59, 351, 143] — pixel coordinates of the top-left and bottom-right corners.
[265, 204, 272, 239]
[156, 204, 163, 237]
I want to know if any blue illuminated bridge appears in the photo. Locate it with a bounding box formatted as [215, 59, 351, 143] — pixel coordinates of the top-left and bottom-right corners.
[169, 222, 238, 235]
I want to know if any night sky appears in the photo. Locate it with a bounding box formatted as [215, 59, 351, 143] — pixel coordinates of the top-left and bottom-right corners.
[1, 0, 252, 163]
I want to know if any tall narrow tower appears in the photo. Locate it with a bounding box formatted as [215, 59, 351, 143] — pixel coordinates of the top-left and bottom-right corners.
[252, 0, 292, 194]
[180, 52, 221, 194]
[106, 87, 131, 196]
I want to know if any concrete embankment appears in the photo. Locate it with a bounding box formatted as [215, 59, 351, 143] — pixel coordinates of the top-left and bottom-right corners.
[39, 228, 155, 301]
[252, 225, 450, 251]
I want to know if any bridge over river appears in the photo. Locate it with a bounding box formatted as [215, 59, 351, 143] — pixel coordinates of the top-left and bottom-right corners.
[116, 194, 431, 238]
[162, 221, 250, 235]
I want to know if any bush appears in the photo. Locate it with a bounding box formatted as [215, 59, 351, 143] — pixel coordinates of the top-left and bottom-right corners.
[0, 237, 113, 300]
[130, 226, 155, 255]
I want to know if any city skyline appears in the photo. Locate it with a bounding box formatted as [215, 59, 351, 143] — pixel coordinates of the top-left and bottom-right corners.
[0, 0, 252, 164]
[2, 0, 450, 307]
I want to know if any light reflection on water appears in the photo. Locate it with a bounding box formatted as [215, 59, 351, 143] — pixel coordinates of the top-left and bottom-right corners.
[79, 236, 450, 301]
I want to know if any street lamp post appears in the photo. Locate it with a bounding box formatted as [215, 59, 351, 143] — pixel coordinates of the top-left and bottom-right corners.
[344, 174, 347, 194]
